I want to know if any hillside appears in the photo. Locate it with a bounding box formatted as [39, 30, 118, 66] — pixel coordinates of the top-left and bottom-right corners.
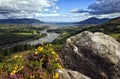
[79, 16, 120, 42]
[76, 17, 110, 24]
[1, 31, 120, 79]
[0, 18, 44, 24]
[103, 16, 120, 26]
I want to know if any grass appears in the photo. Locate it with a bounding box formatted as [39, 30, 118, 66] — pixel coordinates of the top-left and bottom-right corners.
[0, 44, 62, 63]
[0, 33, 34, 46]
[14, 32, 33, 35]
[108, 33, 120, 39]
[0, 50, 32, 66]
[0, 33, 5, 35]
[0, 32, 33, 35]
[0, 24, 49, 46]
[39, 33, 47, 38]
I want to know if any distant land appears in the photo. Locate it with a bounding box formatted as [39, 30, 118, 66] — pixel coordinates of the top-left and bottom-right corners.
[76, 17, 111, 24]
[0, 18, 44, 24]
[103, 16, 120, 26]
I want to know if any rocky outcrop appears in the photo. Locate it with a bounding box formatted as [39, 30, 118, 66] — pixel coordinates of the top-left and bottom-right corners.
[59, 69, 91, 79]
[60, 31, 120, 79]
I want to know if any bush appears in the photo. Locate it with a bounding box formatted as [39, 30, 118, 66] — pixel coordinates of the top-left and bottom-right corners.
[0, 44, 62, 79]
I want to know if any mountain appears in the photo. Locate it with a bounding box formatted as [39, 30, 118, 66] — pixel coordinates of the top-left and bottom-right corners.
[103, 16, 120, 26]
[77, 17, 110, 24]
[0, 18, 44, 24]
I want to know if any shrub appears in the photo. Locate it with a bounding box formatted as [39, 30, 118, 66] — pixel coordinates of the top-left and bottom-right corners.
[0, 44, 62, 79]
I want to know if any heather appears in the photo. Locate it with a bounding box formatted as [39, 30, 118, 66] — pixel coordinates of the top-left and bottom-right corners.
[0, 44, 62, 79]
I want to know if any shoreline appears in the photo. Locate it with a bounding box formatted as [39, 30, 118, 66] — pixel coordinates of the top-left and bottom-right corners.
[0, 29, 59, 49]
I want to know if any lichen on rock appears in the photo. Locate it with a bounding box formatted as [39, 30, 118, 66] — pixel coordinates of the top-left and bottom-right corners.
[60, 31, 120, 79]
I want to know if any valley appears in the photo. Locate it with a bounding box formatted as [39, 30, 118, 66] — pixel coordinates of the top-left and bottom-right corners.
[0, 24, 48, 46]
[1, 0, 120, 78]
[0, 17, 120, 79]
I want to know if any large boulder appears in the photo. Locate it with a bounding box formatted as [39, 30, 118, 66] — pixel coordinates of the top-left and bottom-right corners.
[59, 69, 91, 79]
[60, 31, 120, 79]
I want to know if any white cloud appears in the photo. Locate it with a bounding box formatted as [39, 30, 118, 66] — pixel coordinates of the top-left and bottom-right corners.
[88, 0, 120, 15]
[68, 0, 120, 21]
[43, 8, 50, 12]
[95, 13, 120, 19]
[43, 6, 59, 13]
[52, 6, 59, 13]
[2, 0, 119, 22]
[40, 13, 60, 17]
[0, 0, 58, 19]
[69, 8, 87, 13]
[40, 13, 91, 22]
[0, 0, 53, 13]
[69, 0, 120, 15]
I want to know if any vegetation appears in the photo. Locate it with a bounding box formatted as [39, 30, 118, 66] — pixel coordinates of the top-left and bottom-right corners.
[79, 25, 120, 42]
[48, 26, 84, 44]
[0, 44, 62, 79]
[0, 24, 48, 46]
[47, 26, 81, 34]
[0, 44, 35, 62]
[48, 24, 120, 44]
[39, 33, 47, 38]
[0, 24, 48, 32]
[0, 33, 34, 46]
[0, 22, 120, 78]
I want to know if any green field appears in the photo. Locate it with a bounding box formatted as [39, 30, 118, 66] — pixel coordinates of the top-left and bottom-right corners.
[108, 33, 120, 39]
[0, 33, 34, 46]
[14, 32, 32, 35]
[0, 24, 48, 46]
[0, 50, 32, 65]
[108, 33, 120, 42]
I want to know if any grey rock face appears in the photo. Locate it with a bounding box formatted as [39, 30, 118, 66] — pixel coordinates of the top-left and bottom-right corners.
[59, 69, 91, 79]
[60, 31, 120, 79]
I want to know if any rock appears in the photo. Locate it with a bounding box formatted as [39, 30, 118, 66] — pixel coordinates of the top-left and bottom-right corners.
[58, 69, 91, 79]
[60, 31, 120, 79]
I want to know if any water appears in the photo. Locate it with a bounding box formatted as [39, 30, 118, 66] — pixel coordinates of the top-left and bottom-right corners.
[34, 22, 81, 28]
[27, 29, 59, 45]
[27, 23, 82, 45]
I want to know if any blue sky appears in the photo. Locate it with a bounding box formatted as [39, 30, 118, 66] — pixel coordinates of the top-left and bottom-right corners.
[0, 0, 120, 22]
[57, 0, 95, 13]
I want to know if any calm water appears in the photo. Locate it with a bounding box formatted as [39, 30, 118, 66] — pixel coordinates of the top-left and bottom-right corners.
[28, 23, 81, 45]
[27, 29, 59, 45]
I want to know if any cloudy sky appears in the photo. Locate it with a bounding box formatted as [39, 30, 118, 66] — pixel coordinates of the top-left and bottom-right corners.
[0, 0, 120, 22]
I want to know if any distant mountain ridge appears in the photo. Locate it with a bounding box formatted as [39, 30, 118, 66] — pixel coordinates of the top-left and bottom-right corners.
[76, 17, 110, 24]
[103, 16, 120, 26]
[0, 18, 44, 24]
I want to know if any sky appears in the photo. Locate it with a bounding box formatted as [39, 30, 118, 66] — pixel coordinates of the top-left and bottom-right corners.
[0, 0, 120, 22]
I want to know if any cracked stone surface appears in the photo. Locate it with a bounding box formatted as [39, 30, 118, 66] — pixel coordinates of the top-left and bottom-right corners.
[60, 31, 120, 79]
